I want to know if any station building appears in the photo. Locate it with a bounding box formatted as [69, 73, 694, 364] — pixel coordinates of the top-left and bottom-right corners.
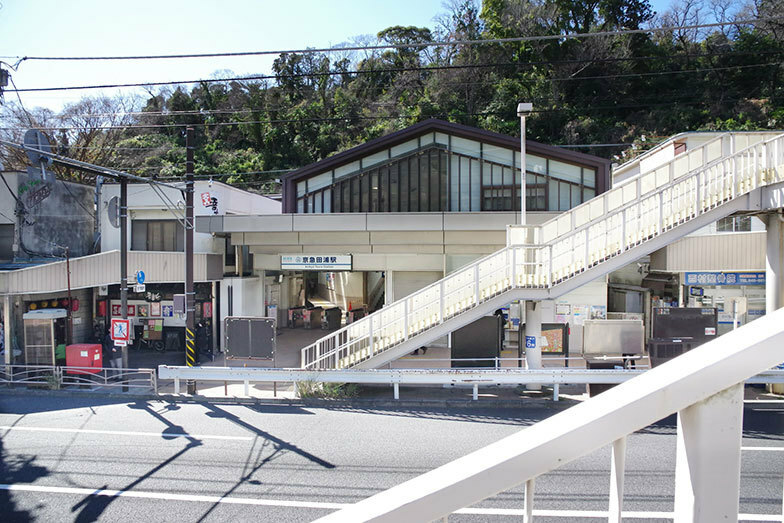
[198, 119, 614, 356]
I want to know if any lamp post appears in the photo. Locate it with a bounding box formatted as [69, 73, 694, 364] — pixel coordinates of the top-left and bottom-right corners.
[517, 102, 541, 387]
[517, 102, 532, 225]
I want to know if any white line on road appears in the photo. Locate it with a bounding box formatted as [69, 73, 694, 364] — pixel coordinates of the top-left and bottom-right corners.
[0, 484, 779, 521]
[0, 426, 253, 441]
[742, 446, 784, 451]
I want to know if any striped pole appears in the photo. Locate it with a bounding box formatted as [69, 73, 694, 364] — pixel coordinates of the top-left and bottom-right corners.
[185, 128, 197, 395]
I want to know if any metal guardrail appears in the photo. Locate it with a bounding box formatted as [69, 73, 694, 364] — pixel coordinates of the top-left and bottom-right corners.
[0, 364, 157, 393]
[157, 365, 784, 401]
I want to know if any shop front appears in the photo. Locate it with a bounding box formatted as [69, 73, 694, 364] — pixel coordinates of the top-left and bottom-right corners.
[684, 271, 766, 335]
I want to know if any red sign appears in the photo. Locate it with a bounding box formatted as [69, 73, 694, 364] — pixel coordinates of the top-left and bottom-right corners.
[110, 318, 130, 342]
[202, 302, 212, 318]
[127, 305, 136, 317]
[200, 192, 212, 206]
[111, 304, 121, 316]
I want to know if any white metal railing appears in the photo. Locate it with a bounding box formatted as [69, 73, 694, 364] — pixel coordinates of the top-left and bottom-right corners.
[315, 308, 784, 523]
[301, 132, 784, 370]
[0, 364, 157, 392]
[158, 364, 784, 402]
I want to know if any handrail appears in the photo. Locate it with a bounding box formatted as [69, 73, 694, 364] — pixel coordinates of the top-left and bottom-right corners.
[315, 308, 784, 522]
[302, 132, 784, 370]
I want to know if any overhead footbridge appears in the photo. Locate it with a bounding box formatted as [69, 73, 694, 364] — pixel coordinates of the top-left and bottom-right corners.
[301, 132, 784, 370]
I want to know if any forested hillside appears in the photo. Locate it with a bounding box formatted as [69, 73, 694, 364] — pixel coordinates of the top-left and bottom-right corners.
[2, 0, 783, 192]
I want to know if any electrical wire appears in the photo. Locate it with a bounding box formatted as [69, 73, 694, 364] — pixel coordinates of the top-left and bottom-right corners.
[4, 16, 781, 63]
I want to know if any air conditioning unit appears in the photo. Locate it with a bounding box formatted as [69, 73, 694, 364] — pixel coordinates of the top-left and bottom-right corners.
[648, 338, 699, 368]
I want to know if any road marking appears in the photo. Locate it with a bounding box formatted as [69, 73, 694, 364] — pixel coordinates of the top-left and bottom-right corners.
[0, 426, 252, 441]
[744, 400, 784, 404]
[742, 446, 784, 451]
[0, 484, 779, 521]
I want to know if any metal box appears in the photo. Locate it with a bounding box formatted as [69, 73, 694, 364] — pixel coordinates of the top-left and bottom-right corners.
[648, 338, 699, 368]
[582, 319, 644, 357]
[452, 316, 502, 368]
[224, 316, 276, 361]
[323, 307, 342, 330]
[65, 344, 103, 374]
[303, 307, 323, 329]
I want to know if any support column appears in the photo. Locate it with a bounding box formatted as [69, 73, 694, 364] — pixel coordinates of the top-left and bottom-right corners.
[766, 214, 783, 313]
[674, 383, 743, 523]
[3, 295, 12, 366]
[524, 301, 542, 391]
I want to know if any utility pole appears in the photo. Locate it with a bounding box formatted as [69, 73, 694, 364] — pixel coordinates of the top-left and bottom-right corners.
[185, 127, 197, 395]
[120, 176, 129, 371]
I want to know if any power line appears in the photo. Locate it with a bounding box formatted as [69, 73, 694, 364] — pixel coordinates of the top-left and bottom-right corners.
[4, 17, 781, 63]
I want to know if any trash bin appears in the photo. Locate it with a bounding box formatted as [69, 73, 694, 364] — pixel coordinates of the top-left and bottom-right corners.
[323, 307, 342, 330]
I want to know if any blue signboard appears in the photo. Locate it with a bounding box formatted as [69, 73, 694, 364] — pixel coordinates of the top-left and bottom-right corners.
[136, 270, 145, 284]
[162, 305, 173, 317]
[684, 272, 765, 286]
[525, 336, 536, 349]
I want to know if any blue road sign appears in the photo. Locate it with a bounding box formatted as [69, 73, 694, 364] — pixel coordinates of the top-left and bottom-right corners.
[136, 270, 145, 284]
[525, 336, 536, 349]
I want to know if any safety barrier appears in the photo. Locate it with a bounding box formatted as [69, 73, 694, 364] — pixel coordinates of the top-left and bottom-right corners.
[0, 364, 157, 392]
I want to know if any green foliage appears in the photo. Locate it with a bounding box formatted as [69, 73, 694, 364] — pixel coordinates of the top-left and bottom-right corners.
[9, 0, 783, 185]
[296, 380, 360, 399]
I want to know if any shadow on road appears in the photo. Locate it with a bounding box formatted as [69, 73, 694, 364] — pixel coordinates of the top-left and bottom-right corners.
[0, 420, 50, 522]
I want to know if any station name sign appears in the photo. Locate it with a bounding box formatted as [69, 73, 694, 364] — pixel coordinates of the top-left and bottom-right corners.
[684, 272, 765, 286]
[281, 254, 352, 271]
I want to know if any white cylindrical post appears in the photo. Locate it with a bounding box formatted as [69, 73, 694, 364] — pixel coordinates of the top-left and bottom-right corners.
[244, 379, 249, 397]
[524, 301, 542, 391]
[609, 436, 627, 523]
[393, 383, 399, 400]
[766, 214, 783, 313]
[472, 384, 478, 401]
[524, 478, 535, 523]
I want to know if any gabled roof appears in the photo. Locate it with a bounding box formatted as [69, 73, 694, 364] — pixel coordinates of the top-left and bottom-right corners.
[282, 119, 611, 211]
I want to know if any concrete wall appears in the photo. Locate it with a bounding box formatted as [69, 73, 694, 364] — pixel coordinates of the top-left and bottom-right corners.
[218, 277, 264, 350]
[387, 271, 443, 304]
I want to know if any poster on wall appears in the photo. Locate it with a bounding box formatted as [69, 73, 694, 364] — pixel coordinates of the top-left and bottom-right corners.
[150, 302, 161, 317]
[573, 305, 588, 325]
[202, 302, 212, 318]
[590, 305, 607, 320]
[127, 305, 136, 317]
[111, 304, 121, 316]
[162, 305, 173, 317]
[137, 305, 148, 317]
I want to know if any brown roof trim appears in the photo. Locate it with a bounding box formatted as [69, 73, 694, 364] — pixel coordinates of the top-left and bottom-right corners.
[282, 119, 611, 211]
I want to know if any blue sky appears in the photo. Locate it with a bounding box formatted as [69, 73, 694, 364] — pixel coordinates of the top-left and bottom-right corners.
[1, 0, 676, 112]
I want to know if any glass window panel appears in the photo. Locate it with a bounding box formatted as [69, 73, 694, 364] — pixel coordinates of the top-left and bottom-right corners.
[399, 161, 409, 212]
[470, 159, 481, 211]
[583, 187, 595, 201]
[502, 166, 513, 186]
[483, 144, 515, 166]
[409, 157, 420, 212]
[314, 192, 322, 213]
[550, 160, 582, 184]
[420, 132, 435, 145]
[362, 150, 389, 170]
[583, 167, 597, 188]
[419, 154, 429, 211]
[323, 189, 331, 213]
[440, 150, 448, 211]
[131, 221, 146, 251]
[360, 174, 370, 212]
[559, 182, 571, 211]
[450, 154, 460, 211]
[334, 161, 360, 179]
[342, 182, 350, 212]
[351, 178, 360, 212]
[371, 171, 379, 212]
[390, 138, 419, 158]
[435, 132, 450, 146]
[571, 184, 581, 207]
[296, 181, 307, 197]
[307, 172, 332, 191]
[548, 179, 559, 210]
[452, 136, 481, 159]
[429, 150, 445, 211]
[297, 198, 304, 213]
[527, 154, 547, 175]
[459, 157, 470, 211]
[379, 168, 388, 212]
[390, 165, 399, 212]
[333, 184, 341, 212]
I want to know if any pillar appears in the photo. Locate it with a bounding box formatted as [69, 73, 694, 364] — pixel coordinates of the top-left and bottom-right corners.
[3, 295, 12, 366]
[766, 214, 783, 313]
[524, 301, 542, 391]
[674, 383, 743, 522]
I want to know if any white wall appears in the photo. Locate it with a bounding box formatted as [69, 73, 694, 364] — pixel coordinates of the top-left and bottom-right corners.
[317, 271, 364, 310]
[101, 180, 280, 253]
[219, 277, 264, 350]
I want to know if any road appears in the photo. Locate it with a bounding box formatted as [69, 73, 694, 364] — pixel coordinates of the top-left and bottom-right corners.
[0, 394, 783, 522]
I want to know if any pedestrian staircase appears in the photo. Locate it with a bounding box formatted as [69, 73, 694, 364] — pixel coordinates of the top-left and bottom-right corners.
[301, 132, 784, 370]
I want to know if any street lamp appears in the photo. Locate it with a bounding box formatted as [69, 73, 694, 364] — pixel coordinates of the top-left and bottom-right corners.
[517, 102, 532, 225]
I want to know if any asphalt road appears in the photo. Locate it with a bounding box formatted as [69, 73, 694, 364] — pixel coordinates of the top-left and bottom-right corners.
[0, 394, 783, 522]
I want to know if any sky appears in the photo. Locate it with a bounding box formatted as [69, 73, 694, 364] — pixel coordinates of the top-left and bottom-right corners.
[0, 0, 676, 113]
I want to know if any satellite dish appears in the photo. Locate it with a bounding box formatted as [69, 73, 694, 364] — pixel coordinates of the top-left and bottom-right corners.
[107, 196, 120, 228]
[23, 129, 54, 167]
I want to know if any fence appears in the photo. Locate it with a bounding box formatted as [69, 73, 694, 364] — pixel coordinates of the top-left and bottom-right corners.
[157, 365, 784, 401]
[0, 364, 157, 393]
